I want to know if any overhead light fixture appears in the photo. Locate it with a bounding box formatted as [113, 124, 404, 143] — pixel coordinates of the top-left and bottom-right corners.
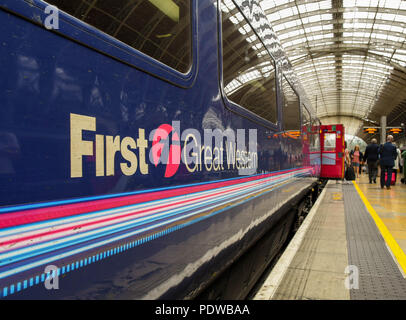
[149, 0, 180, 22]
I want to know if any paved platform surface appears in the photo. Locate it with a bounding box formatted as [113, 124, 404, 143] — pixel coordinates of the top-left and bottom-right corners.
[253, 176, 406, 300]
[356, 174, 406, 254]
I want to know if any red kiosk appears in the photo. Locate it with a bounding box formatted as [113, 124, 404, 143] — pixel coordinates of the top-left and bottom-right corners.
[320, 124, 345, 179]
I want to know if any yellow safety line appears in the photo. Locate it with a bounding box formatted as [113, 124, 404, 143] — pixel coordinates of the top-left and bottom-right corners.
[352, 181, 406, 274]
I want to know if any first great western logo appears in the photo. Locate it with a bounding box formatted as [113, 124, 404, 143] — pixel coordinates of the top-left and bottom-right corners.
[70, 113, 258, 179]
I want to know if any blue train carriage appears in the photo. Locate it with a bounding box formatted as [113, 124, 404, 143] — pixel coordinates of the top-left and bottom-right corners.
[0, 0, 321, 299]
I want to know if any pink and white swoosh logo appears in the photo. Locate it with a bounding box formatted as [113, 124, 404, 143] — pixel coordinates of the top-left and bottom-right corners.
[151, 124, 181, 178]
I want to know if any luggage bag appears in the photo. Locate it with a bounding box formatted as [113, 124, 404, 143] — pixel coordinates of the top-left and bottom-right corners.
[345, 166, 356, 181]
[385, 172, 396, 185]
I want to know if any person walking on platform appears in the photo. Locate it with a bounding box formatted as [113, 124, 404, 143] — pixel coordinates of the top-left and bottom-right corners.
[364, 138, 379, 184]
[402, 148, 406, 184]
[393, 143, 401, 184]
[344, 141, 351, 168]
[344, 141, 355, 182]
[350, 145, 363, 179]
[379, 135, 397, 190]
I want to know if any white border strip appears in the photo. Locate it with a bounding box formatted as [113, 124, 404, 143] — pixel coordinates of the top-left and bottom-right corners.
[252, 180, 331, 300]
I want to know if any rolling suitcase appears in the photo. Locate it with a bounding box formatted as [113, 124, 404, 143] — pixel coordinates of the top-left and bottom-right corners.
[385, 172, 396, 185]
[345, 166, 355, 181]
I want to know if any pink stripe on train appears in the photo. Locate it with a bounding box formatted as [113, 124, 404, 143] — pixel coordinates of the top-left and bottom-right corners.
[0, 168, 306, 229]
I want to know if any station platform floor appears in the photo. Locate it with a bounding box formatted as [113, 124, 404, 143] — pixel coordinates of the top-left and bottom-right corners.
[253, 174, 406, 300]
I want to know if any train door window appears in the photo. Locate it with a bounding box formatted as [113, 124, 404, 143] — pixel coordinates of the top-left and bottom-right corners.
[324, 133, 336, 151]
[221, 0, 277, 124]
[281, 75, 300, 131]
[306, 108, 319, 151]
[45, 0, 192, 73]
[302, 105, 311, 129]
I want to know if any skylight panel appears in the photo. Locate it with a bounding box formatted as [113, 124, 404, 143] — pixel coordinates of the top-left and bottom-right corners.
[305, 2, 319, 12]
[243, 24, 251, 33]
[222, 0, 236, 12]
[352, 22, 367, 29]
[260, 0, 276, 11]
[320, 13, 332, 21]
[393, 53, 406, 62]
[371, 32, 387, 40]
[284, 20, 298, 29]
[354, 31, 368, 38]
[379, 13, 396, 21]
[296, 3, 306, 13]
[289, 54, 306, 61]
[254, 43, 263, 50]
[308, 15, 321, 23]
[312, 34, 324, 41]
[224, 79, 241, 94]
[395, 49, 406, 55]
[383, 0, 401, 10]
[229, 16, 238, 24]
[390, 25, 403, 33]
[279, 32, 292, 40]
[240, 70, 261, 83]
[354, 12, 369, 19]
[343, 12, 356, 20]
[319, 0, 332, 9]
[394, 15, 406, 23]
[355, 0, 368, 7]
[246, 34, 257, 43]
[273, 24, 284, 32]
[292, 28, 304, 36]
[367, 12, 375, 19]
[284, 37, 307, 47]
[296, 69, 313, 75]
[312, 25, 324, 33]
[374, 23, 391, 31]
[268, 12, 280, 23]
[343, 0, 355, 8]
[279, 7, 294, 19]
[238, 27, 247, 34]
[387, 34, 402, 42]
[235, 12, 244, 22]
[257, 50, 267, 58]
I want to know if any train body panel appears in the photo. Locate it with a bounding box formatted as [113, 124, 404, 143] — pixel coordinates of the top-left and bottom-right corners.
[0, 0, 320, 299]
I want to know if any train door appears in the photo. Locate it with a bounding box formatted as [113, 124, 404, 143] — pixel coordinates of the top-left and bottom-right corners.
[320, 124, 345, 179]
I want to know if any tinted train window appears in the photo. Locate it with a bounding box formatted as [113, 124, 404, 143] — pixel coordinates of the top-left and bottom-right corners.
[281, 75, 300, 131]
[302, 104, 314, 131]
[324, 133, 336, 152]
[46, 0, 192, 73]
[221, 1, 277, 124]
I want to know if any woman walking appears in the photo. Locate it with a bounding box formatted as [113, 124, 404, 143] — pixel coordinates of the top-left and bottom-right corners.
[351, 145, 363, 179]
[402, 148, 406, 184]
[393, 143, 401, 183]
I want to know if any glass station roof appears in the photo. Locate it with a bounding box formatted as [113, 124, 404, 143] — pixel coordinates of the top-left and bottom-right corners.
[259, 0, 406, 136]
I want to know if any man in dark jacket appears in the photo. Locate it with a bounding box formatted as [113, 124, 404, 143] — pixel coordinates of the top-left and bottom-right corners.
[379, 135, 398, 189]
[363, 138, 380, 183]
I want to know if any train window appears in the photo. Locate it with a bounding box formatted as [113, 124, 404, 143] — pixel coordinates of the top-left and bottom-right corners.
[324, 133, 336, 152]
[304, 107, 319, 151]
[45, 0, 192, 73]
[302, 105, 311, 128]
[221, 1, 277, 124]
[281, 75, 300, 131]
